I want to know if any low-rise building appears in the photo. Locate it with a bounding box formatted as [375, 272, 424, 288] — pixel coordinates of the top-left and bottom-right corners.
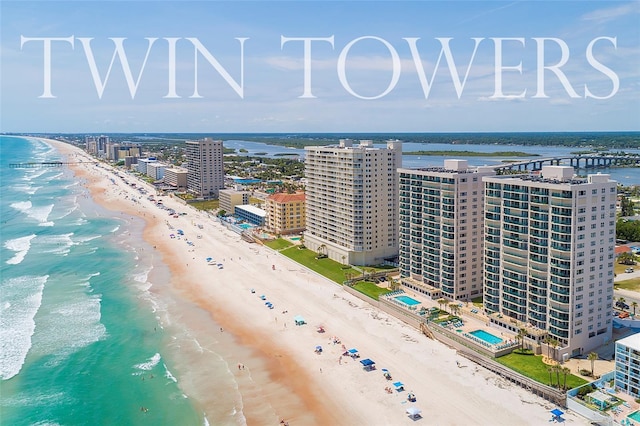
[235, 205, 266, 226]
[137, 158, 157, 175]
[265, 192, 306, 235]
[615, 333, 640, 398]
[219, 189, 250, 215]
[163, 167, 188, 189]
[147, 162, 167, 180]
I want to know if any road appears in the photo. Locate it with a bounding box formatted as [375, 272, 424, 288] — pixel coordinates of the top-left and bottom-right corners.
[614, 268, 640, 306]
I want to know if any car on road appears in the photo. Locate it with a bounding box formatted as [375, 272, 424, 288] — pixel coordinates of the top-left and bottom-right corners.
[625, 268, 635, 273]
[616, 300, 630, 310]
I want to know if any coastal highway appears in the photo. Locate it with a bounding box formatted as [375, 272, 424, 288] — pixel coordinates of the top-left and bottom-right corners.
[614, 268, 640, 307]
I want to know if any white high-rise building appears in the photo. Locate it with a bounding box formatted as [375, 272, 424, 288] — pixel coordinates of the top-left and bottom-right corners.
[483, 166, 617, 358]
[398, 160, 495, 301]
[185, 138, 225, 198]
[615, 333, 640, 398]
[304, 139, 402, 266]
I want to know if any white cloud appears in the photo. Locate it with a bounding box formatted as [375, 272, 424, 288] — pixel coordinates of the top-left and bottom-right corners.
[581, 3, 640, 23]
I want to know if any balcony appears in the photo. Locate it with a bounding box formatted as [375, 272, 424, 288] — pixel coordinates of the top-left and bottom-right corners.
[550, 284, 570, 296]
[552, 217, 572, 226]
[549, 301, 569, 315]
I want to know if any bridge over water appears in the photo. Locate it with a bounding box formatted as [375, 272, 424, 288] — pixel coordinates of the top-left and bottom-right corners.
[494, 154, 640, 173]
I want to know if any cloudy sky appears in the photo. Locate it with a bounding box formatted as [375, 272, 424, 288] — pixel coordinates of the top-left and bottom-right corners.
[1, 1, 638, 133]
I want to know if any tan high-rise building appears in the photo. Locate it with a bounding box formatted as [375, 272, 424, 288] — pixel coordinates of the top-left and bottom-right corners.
[398, 160, 495, 301]
[304, 139, 401, 266]
[185, 138, 224, 198]
[265, 192, 306, 235]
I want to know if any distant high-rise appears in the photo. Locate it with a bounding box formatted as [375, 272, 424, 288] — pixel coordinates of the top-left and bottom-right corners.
[304, 139, 401, 266]
[483, 166, 617, 358]
[185, 138, 225, 198]
[398, 160, 495, 301]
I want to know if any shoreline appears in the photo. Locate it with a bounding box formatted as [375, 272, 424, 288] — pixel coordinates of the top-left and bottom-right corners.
[45, 138, 586, 425]
[50, 140, 339, 424]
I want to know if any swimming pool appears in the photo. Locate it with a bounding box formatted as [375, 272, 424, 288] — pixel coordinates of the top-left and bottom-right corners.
[469, 329, 503, 345]
[239, 223, 253, 230]
[290, 237, 301, 241]
[628, 410, 640, 422]
[233, 178, 262, 185]
[394, 295, 421, 306]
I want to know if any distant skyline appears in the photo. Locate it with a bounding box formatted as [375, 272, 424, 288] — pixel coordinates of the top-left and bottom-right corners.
[1, 1, 639, 133]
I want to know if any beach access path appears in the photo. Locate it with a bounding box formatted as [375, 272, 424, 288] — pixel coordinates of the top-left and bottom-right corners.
[49, 139, 588, 425]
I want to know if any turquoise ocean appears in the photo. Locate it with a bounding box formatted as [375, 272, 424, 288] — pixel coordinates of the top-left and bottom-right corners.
[0, 136, 219, 425]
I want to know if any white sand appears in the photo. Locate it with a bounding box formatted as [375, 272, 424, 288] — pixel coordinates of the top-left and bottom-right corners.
[48, 139, 588, 425]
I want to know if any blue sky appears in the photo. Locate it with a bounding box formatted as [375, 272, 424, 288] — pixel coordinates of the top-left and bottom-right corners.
[1, 1, 638, 133]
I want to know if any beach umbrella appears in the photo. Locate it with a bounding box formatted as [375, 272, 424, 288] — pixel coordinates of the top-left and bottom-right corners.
[206, 257, 212, 262]
[550, 409, 564, 417]
[406, 407, 421, 416]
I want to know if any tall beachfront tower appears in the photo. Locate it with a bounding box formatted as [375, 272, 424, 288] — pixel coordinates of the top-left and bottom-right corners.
[304, 139, 401, 266]
[398, 160, 495, 301]
[185, 138, 225, 198]
[483, 166, 617, 359]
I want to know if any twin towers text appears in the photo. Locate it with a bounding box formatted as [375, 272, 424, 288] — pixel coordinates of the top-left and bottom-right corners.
[20, 35, 620, 100]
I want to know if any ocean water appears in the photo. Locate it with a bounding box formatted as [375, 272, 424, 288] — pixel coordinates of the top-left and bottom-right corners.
[0, 137, 211, 425]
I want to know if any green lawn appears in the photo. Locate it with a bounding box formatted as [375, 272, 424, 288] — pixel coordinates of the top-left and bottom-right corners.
[471, 296, 483, 307]
[189, 200, 219, 211]
[496, 353, 588, 389]
[352, 281, 392, 300]
[280, 246, 358, 283]
[264, 238, 294, 251]
[615, 279, 640, 291]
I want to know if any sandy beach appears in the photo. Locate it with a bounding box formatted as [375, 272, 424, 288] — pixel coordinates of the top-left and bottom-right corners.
[47, 139, 588, 425]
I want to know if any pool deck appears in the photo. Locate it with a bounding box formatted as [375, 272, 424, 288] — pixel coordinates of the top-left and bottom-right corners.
[380, 288, 518, 351]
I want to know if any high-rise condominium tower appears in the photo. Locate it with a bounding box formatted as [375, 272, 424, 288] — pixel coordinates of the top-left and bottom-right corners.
[185, 138, 225, 198]
[398, 160, 495, 301]
[483, 166, 616, 358]
[304, 139, 402, 266]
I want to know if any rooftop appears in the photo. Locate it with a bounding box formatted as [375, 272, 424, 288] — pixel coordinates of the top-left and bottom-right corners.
[268, 192, 305, 203]
[617, 332, 640, 350]
[236, 204, 267, 218]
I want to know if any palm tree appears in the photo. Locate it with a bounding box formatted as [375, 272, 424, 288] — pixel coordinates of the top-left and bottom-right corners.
[449, 303, 458, 317]
[618, 252, 636, 265]
[633, 301, 638, 317]
[437, 298, 447, 312]
[554, 365, 561, 389]
[619, 297, 627, 311]
[388, 278, 400, 291]
[517, 327, 527, 351]
[588, 352, 599, 377]
[549, 338, 559, 362]
[561, 367, 571, 390]
[548, 366, 555, 386]
[543, 335, 551, 359]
